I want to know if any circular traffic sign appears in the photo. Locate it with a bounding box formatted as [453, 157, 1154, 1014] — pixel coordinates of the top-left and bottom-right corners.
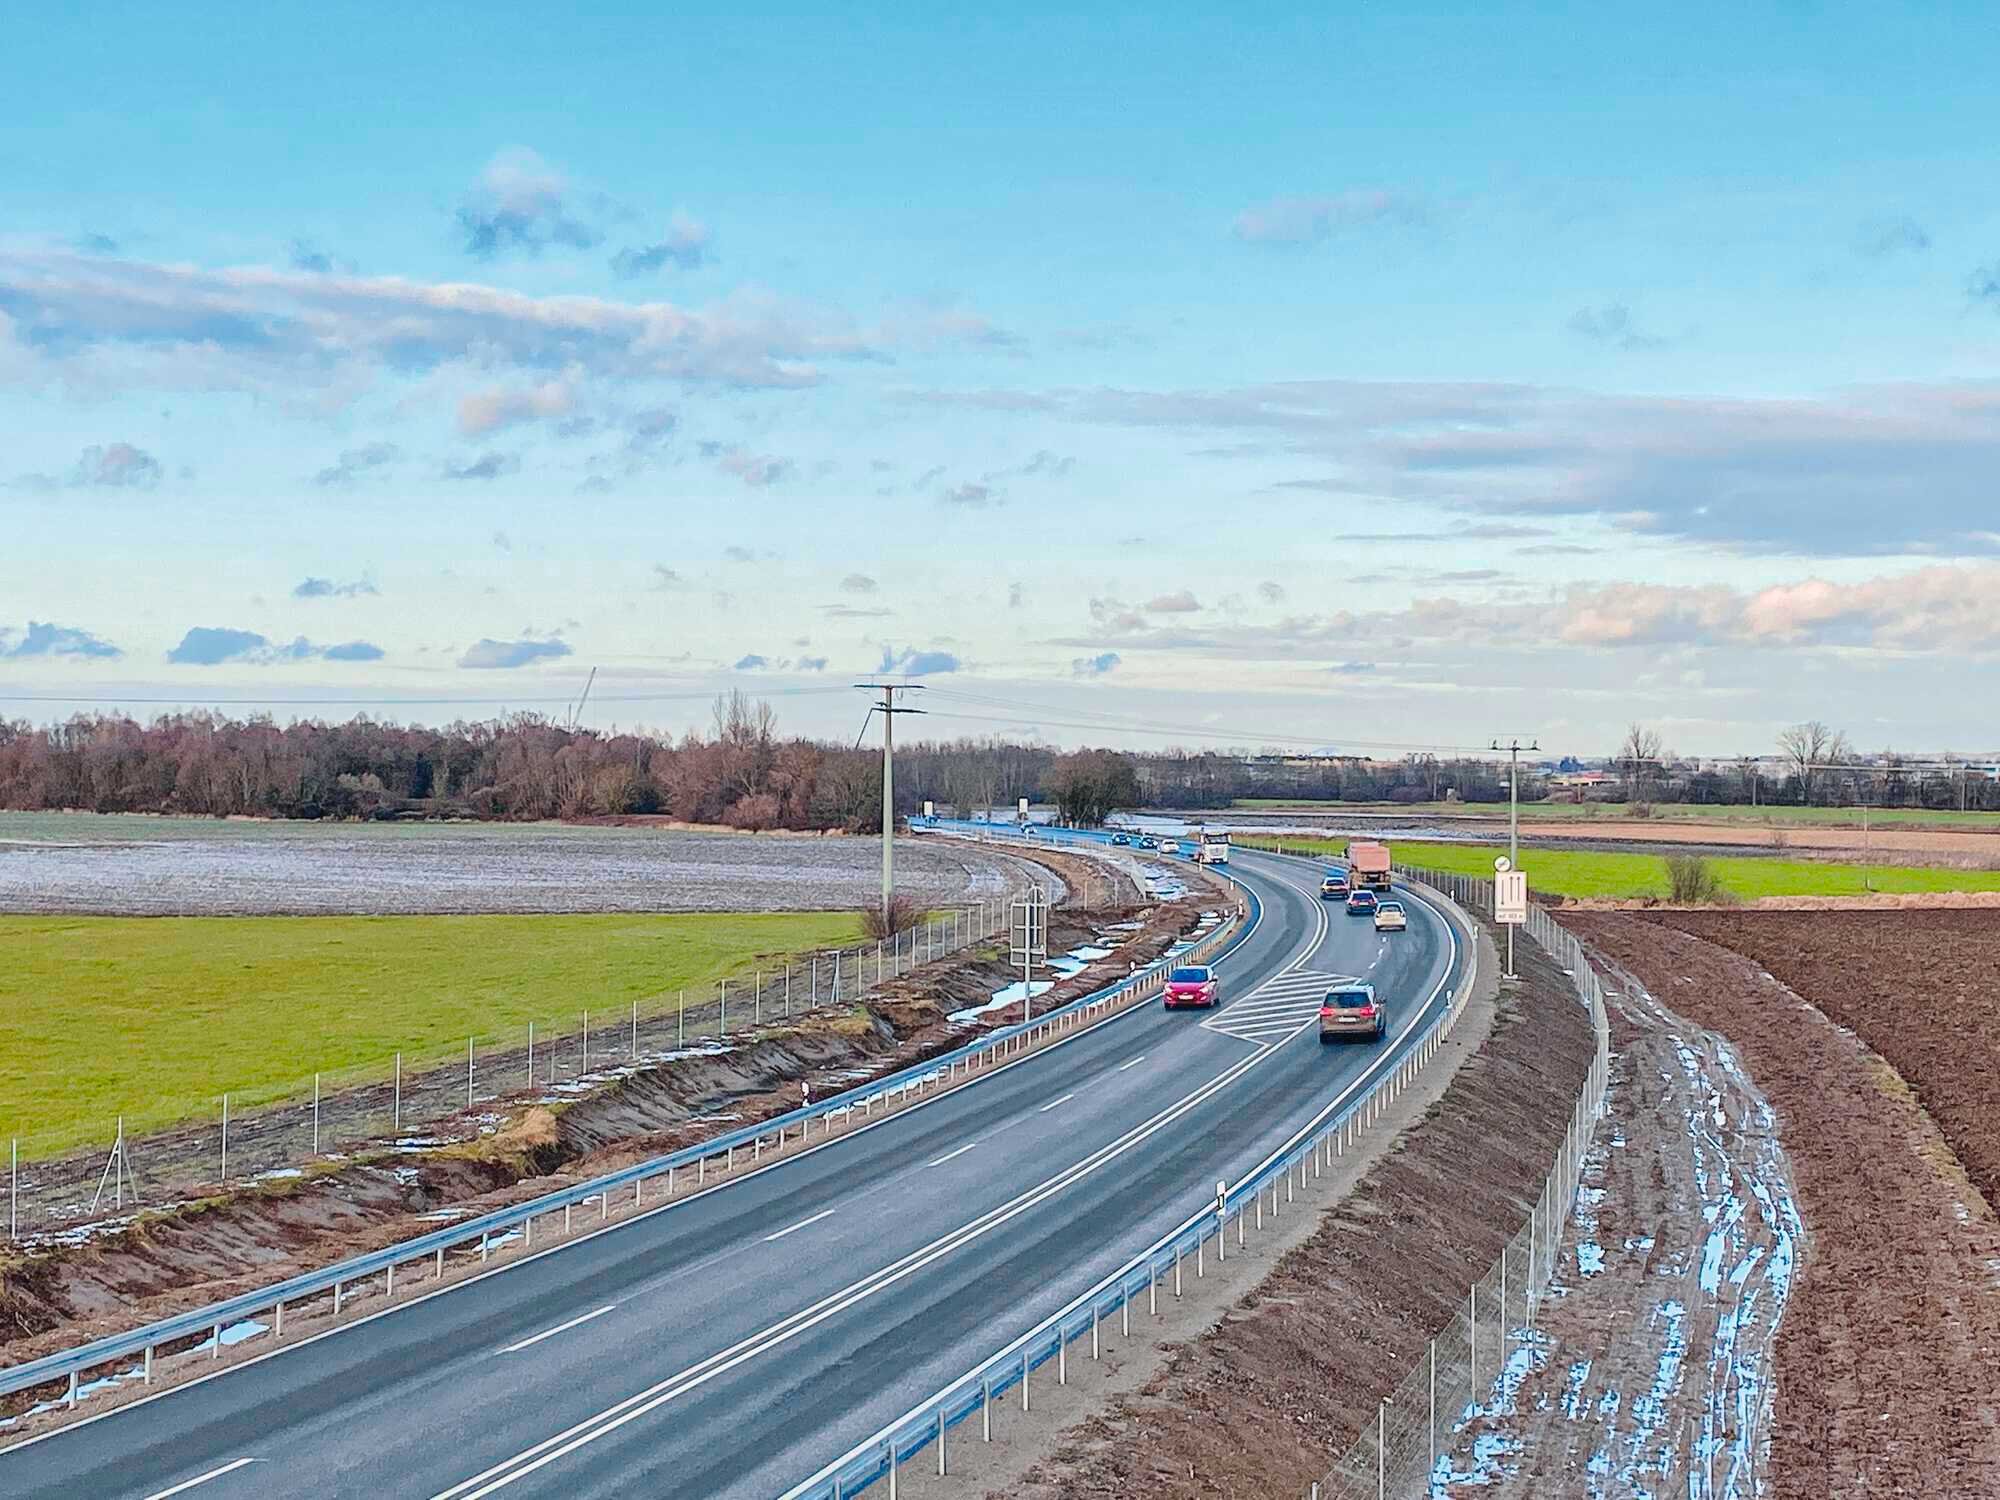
[1494, 856, 1512, 872]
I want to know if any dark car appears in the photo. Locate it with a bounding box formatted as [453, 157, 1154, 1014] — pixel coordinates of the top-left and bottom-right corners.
[1345, 888, 1378, 916]
[1111, 832, 1131, 845]
[1319, 983, 1385, 1042]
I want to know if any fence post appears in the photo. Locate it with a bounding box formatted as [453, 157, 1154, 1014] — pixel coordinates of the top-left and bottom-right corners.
[221, 1093, 228, 1183]
[312, 1074, 320, 1155]
[1470, 1282, 1478, 1394]
[1429, 1337, 1437, 1477]
[394, 1053, 401, 1133]
[679, 992, 686, 1048]
[1377, 1401, 1386, 1500]
[528, 1021, 534, 1087]
[632, 999, 638, 1056]
[468, 1037, 475, 1107]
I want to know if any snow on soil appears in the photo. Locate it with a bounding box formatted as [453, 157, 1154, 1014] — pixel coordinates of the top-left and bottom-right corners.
[1437, 960, 1800, 1498]
[0, 814, 1034, 916]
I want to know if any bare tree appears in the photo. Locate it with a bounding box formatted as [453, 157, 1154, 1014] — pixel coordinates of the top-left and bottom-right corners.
[1777, 720, 1850, 805]
[1618, 723, 1663, 800]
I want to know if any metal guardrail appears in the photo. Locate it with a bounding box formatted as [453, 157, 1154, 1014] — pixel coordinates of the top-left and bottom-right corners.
[0, 863, 1258, 1417]
[1304, 866, 1613, 1499]
[780, 867, 1483, 1500]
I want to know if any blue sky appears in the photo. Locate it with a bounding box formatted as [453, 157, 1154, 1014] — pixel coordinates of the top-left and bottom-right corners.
[6, 1, 2000, 755]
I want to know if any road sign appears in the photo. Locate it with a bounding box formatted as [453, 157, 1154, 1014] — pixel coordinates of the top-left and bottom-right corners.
[1018, 796, 1030, 821]
[1496, 869, 1529, 924]
[923, 800, 935, 818]
[1009, 890, 1048, 967]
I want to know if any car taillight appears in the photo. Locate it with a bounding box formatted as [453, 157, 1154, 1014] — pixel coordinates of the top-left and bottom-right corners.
[1358, 1005, 1375, 1017]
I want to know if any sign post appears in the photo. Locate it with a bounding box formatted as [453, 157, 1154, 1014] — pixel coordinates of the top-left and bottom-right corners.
[1494, 856, 1528, 978]
[1009, 888, 1047, 1025]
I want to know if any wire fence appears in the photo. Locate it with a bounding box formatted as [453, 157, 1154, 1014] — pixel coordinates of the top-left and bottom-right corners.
[780, 869, 1479, 1500]
[2, 883, 1256, 1417]
[1305, 870, 1611, 1500]
[5, 863, 1096, 1242]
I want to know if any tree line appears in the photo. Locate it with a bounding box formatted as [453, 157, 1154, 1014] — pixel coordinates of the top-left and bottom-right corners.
[0, 698, 1139, 829]
[5, 702, 1990, 826]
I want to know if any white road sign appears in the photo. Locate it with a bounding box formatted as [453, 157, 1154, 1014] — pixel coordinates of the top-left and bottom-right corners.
[1496, 869, 1529, 924]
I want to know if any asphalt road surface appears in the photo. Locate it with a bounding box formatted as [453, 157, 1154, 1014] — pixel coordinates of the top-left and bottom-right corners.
[0, 845, 1468, 1500]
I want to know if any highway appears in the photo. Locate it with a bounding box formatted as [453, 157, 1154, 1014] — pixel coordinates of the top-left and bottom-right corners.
[0, 846, 1469, 1500]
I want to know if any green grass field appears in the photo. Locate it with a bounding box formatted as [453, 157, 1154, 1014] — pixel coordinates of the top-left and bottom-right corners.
[1, 911, 863, 1157]
[1239, 835, 2000, 901]
[1231, 798, 2000, 830]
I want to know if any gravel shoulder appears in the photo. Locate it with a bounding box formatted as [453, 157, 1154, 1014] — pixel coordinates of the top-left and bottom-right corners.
[1568, 913, 2000, 1499]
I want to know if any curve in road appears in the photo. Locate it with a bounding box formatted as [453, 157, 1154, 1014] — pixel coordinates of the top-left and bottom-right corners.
[0, 846, 1468, 1500]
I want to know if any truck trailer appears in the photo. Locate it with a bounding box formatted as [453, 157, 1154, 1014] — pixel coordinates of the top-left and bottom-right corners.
[1344, 840, 1392, 892]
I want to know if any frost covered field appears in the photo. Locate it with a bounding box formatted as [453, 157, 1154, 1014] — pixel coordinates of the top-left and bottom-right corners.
[0, 812, 1021, 915]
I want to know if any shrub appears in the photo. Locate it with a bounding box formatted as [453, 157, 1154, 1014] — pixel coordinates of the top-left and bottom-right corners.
[862, 893, 921, 941]
[1627, 801, 1655, 819]
[1664, 854, 1727, 904]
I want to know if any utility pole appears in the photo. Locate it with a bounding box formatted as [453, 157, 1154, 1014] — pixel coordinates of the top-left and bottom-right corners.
[855, 683, 926, 922]
[1490, 736, 1540, 979]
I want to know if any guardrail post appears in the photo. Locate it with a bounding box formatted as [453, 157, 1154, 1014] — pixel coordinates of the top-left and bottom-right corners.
[982, 1374, 992, 1440]
[1022, 1351, 1030, 1411]
[144, 1343, 154, 1382]
[211, 1321, 222, 1359]
[332, 1282, 342, 1316]
[937, 1406, 947, 1475]
[67, 1371, 76, 1408]
[885, 1440, 897, 1499]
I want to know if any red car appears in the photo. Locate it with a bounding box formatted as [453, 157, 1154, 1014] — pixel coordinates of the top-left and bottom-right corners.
[1163, 965, 1218, 1008]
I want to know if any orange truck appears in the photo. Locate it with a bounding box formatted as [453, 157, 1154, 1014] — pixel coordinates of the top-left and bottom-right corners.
[1344, 840, 1393, 892]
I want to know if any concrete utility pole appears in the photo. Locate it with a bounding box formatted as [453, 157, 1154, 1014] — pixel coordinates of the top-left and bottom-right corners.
[855, 683, 927, 922]
[1490, 737, 1540, 869]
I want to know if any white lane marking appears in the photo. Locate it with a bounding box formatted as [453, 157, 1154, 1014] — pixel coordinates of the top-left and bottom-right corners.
[1116, 1054, 1146, 1071]
[6, 864, 1278, 1477]
[1038, 1093, 1074, 1113]
[500, 1305, 616, 1354]
[142, 1458, 259, 1500]
[927, 1142, 977, 1167]
[429, 1041, 1281, 1500]
[778, 857, 1464, 1500]
[763, 1209, 836, 1242]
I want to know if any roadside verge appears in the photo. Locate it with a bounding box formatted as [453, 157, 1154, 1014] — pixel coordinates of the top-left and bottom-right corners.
[899, 896, 1592, 1500]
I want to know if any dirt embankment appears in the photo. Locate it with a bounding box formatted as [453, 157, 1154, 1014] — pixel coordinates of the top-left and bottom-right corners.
[0, 881, 1210, 1372]
[1568, 913, 2000, 1499]
[1006, 921, 1595, 1500]
[1439, 945, 1800, 1495]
